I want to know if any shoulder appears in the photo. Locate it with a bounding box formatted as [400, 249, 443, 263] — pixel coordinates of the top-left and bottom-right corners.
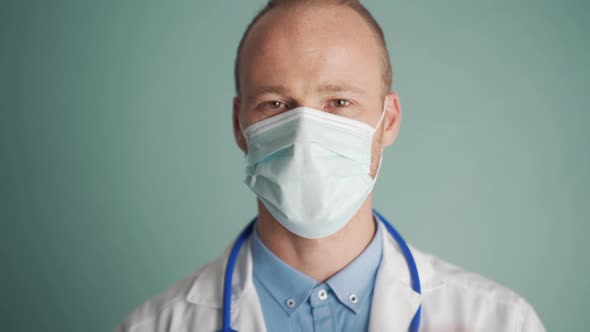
[114, 250, 228, 332]
[416, 247, 523, 302]
[417, 247, 519, 296]
[412, 247, 545, 331]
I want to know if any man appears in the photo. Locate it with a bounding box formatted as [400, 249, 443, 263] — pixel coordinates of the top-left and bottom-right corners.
[116, 0, 546, 331]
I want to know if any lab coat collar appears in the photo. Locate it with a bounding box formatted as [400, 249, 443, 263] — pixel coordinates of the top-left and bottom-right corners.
[186, 237, 253, 310]
[185, 217, 443, 331]
[186, 234, 268, 331]
[367, 219, 423, 332]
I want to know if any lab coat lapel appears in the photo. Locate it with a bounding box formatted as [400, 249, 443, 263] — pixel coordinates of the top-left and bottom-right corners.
[231, 282, 267, 332]
[228, 238, 267, 332]
[368, 223, 422, 332]
[186, 237, 267, 332]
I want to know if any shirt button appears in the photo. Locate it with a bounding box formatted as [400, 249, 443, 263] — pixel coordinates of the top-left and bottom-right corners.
[349, 294, 358, 303]
[286, 298, 296, 308]
[317, 289, 328, 300]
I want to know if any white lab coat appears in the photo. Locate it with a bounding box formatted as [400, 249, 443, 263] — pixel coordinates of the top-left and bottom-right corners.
[115, 221, 546, 332]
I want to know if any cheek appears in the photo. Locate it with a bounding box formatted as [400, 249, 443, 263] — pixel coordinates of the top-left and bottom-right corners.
[239, 109, 259, 130]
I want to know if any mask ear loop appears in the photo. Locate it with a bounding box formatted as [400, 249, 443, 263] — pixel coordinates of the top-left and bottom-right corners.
[369, 96, 388, 183]
[371, 96, 389, 137]
[238, 112, 250, 146]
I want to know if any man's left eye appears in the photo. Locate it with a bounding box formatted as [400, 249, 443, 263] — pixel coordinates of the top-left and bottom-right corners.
[332, 99, 351, 107]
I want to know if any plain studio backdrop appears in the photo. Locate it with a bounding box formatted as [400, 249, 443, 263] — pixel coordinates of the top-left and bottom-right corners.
[1, 0, 588, 331]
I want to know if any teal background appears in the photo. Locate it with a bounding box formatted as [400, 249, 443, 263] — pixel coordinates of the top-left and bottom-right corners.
[2, 0, 588, 331]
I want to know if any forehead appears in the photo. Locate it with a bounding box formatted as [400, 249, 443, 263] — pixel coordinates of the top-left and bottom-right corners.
[238, 4, 384, 96]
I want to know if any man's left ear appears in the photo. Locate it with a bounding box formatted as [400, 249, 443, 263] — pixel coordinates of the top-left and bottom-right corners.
[382, 91, 402, 147]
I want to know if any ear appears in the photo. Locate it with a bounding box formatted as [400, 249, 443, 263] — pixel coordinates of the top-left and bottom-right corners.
[381, 91, 402, 147]
[233, 96, 247, 153]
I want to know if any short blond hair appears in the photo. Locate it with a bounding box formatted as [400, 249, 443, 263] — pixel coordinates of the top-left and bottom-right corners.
[234, 0, 392, 95]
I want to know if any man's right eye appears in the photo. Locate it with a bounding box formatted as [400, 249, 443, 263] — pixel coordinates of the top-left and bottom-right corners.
[258, 100, 287, 111]
[266, 101, 285, 109]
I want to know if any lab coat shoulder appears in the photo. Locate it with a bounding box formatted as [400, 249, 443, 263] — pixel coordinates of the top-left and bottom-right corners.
[114, 247, 230, 332]
[412, 247, 546, 332]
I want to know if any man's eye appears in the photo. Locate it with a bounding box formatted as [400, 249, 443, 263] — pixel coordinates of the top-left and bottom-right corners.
[266, 101, 285, 109]
[332, 99, 351, 107]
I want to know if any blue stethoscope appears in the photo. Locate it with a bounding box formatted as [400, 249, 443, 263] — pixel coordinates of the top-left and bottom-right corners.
[220, 209, 421, 332]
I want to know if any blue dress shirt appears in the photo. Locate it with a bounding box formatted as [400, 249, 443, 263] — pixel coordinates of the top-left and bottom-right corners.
[251, 218, 383, 332]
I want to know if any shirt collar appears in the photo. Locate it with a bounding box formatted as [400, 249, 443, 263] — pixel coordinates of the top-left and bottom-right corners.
[327, 217, 382, 313]
[251, 222, 318, 316]
[251, 216, 383, 316]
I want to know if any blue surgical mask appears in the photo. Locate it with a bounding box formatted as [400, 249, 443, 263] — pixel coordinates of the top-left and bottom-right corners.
[241, 98, 387, 239]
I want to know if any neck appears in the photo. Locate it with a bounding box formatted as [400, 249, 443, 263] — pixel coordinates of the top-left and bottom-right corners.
[255, 195, 377, 283]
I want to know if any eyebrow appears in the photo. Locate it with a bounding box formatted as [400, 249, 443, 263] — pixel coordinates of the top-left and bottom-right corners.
[316, 83, 367, 95]
[246, 85, 291, 102]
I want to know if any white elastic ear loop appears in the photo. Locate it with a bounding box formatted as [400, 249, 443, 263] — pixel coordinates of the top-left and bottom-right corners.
[371, 154, 384, 183]
[369, 96, 388, 182]
[238, 114, 250, 145]
[371, 96, 388, 137]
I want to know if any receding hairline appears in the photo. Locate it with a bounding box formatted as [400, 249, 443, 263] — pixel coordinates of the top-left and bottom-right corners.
[234, 0, 393, 96]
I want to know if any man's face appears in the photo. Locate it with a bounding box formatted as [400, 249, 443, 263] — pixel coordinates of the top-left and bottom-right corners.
[233, 4, 401, 177]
